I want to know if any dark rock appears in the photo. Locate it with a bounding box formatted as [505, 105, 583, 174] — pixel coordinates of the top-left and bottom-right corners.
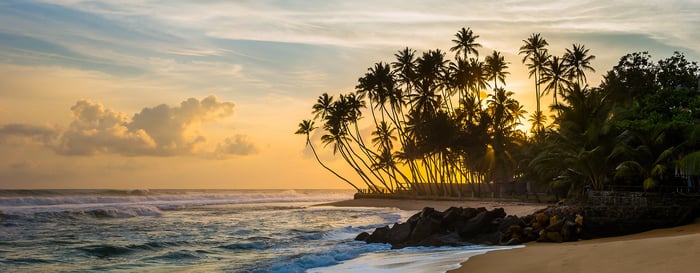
[387, 222, 412, 244]
[498, 215, 524, 233]
[355, 232, 370, 241]
[442, 207, 463, 230]
[539, 231, 563, 243]
[410, 217, 441, 241]
[458, 210, 499, 239]
[469, 231, 503, 245]
[366, 226, 390, 243]
[560, 220, 578, 242]
[460, 207, 481, 220]
[504, 237, 522, 245]
[417, 232, 464, 247]
[545, 219, 565, 232]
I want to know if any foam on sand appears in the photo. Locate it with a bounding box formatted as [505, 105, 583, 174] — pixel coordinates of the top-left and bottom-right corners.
[309, 245, 522, 273]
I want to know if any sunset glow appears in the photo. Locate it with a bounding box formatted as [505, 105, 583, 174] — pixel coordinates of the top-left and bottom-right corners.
[0, 0, 698, 189]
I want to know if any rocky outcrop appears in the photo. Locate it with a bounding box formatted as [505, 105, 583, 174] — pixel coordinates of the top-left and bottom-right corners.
[356, 206, 585, 248]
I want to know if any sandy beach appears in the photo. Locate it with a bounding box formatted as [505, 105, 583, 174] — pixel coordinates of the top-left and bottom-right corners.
[321, 198, 545, 217]
[324, 198, 700, 273]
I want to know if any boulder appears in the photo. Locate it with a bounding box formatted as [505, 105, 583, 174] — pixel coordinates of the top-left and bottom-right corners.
[387, 222, 412, 244]
[365, 226, 390, 243]
[441, 207, 463, 231]
[354, 232, 370, 241]
[560, 220, 579, 242]
[410, 217, 441, 241]
[458, 209, 500, 239]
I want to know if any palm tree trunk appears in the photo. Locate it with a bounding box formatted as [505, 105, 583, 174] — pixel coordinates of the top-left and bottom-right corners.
[306, 138, 361, 191]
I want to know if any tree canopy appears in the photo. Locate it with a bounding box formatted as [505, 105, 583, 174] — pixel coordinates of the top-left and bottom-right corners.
[297, 28, 700, 199]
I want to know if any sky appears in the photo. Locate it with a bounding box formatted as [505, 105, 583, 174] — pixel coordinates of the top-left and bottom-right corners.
[0, 0, 698, 189]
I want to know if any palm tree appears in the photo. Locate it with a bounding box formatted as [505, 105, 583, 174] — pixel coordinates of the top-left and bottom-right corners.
[371, 121, 398, 152]
[528, 110, 547, 141]
[484, 50, 509, 90]
[540, 56, 571, 111]
[312, 93, 334, 120]
[469, 58, 489, 105]
[519, 33, 549, 113]
[450, 27, 482, 61]
[296, 120, 361, 191]
[563, 44, 596, 86]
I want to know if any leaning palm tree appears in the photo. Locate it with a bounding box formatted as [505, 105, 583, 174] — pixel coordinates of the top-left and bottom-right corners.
[540, 55, 571, 112]
[450, 27, 482, 61]
[296, 120, 361, 191]
[519, 33, 549, 113]
[563, 44, 596, 86]
[484, 50, 510, 90]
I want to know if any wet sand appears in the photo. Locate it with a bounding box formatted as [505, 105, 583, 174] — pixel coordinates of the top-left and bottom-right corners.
[451, 218, 700, 273]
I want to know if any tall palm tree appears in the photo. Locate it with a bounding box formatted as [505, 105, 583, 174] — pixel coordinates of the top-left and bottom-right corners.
[519, 33, 549, 113]
[296, 120, 361, 191]
[540, 56, 571, 111]
[563, 44, 596, 86]
[528, 110, 547, 141]
[392, 47, 418, 96]
[469, 58, 489, 106]
[450, 27, 482, 61]
[484, 50, 509, 90]
[312, 93, 334, 120]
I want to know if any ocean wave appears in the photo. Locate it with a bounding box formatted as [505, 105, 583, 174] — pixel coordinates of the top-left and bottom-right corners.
[242, 242, 389, 273]
[0, 189, 354, 218]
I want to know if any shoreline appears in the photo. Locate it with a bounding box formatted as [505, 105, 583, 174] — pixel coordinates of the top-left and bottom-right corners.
[323, 198, 700, 273]
[451, 217, 700, 273]
[319, 198, 546, 217]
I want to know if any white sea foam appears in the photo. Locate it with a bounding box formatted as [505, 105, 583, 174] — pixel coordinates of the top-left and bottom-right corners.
[309, 245, 523, 273]
[0, 189, 354, 218]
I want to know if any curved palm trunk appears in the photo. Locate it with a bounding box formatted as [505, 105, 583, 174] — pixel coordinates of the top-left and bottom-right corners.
[306, 137, 361, 192]
[338, 144, 381, 193]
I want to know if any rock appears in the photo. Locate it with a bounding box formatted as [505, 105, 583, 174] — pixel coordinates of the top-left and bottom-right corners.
[410, 217, 441, 241]
[366, 226, 390, 243]
[498, 215, 524, 233]
[469, 231, 503, 245]
[417, 232, 464, 247]
[442, 207, 463, 230]
[461, 207, 481, 220]
[539, 231, 563, 243]
[355, 232, 370, 241]
[545, 219, 565, 232]
[458, 210, 499, 239]
[504, 237, 522, 245]
[534, 213, 548, 228]
[560, 220, 578, 242]
[387, 222, 412, 244]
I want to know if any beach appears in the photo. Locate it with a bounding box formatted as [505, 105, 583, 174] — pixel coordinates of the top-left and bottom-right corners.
[324, 198, 700, 273]
[323, 198, 545, 217]
[452, 218, 700, 273]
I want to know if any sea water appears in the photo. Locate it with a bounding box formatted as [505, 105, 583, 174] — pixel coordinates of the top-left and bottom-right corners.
[0, 189, 513, 272]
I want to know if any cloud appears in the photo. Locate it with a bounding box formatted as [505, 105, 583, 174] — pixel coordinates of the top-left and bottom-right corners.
[54, 99, 157, 156]
[55, 95, 238, 156]
[0, 95, 253, 157]
[215, 134, 259, 157]
[0, 123, 57, 144]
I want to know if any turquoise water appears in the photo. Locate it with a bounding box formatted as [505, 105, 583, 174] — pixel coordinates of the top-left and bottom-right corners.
[0, 189, 508, 272]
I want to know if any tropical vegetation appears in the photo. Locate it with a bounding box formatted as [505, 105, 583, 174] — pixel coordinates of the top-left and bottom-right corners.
[296, 28, 700, 199]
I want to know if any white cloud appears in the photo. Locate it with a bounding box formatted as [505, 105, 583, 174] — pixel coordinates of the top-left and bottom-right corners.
[0, 95, 255, 157]
[215, 134, 258, 157]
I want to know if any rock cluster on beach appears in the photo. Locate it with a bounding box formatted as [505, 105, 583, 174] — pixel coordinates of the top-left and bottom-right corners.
[355, 206, 584, 249]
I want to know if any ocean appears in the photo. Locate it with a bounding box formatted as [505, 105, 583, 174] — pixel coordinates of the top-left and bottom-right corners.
[0, 189, 514, 272]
